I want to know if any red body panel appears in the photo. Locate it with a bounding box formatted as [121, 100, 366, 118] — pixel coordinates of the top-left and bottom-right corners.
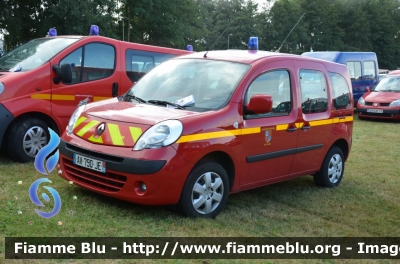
[0, 35, 190, 146]
[58, 50, 353, 206]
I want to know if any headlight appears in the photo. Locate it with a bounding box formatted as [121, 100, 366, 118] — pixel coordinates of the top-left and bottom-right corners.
[66, 105, 86, 135]
[133, 120, 183, 150]
[389, 99, 400, 107]
[0, 82, 4, 94]
[358, 97, 365, 106]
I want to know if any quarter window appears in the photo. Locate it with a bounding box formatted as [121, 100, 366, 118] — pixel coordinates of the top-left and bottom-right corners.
[244, 70, 291, 118]
[364, 61, 376, 80]
[329, 72, 351, 110]
[346, 61, 362, 80]
[60, 43, 116, 84]
[300, 69, 328, 114]
[125, 50, 176, 82]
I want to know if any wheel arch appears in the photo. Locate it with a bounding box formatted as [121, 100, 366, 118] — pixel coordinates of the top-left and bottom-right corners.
[195, 151, 235, 191]
[331, 138, 349, 161]
[5, 112, 60, 139]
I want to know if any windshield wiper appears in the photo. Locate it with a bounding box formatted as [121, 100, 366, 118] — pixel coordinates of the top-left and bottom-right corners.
[148, 100, 186, 109]
[124, 94, 147, 103]
[0, 67, 9, 72]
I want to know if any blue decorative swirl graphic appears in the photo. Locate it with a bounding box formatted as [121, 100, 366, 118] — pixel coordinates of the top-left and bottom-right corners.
[34, 128, 60, 175]
[29, 178, 62, 218]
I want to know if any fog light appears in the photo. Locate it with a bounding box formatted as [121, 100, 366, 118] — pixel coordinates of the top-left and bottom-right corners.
[140, 182, 147, 192]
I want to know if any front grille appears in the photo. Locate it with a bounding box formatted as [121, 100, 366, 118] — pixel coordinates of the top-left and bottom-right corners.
[65, 143, 124, 163]
[362, 112, 395, 117]
[63, 158, 127, 192]
[365, 102, 391, 107]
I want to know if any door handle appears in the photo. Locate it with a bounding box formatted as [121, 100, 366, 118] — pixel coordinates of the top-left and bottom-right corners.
[286, 127, 297, 133]
[112, 82, 118, 97]
[301, 125, 311, 130]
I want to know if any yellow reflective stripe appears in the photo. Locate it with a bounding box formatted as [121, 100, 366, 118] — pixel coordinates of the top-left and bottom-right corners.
[31, 94, 51, 100]
[31, 94, 75, 100]
[276, 124, 289, 131]
[88, 135, 103, 143]
[74, 116, 87, 129]
[309, 119, 333, 127]
[76, 120, 100, 137]
[108, 124, 125, 146]
[332, 116, 354, 123]
[295, 122, 304, 128]
[52, 94, 75, 100]
[176, 127, 260, 144]
[94, 96, 112, 102]
[129, 127, 142, 142]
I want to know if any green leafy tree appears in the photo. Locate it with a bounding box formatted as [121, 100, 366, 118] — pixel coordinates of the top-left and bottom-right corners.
[45, 0, 117, 38]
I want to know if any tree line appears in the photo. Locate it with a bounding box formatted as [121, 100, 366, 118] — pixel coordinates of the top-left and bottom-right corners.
[1, 0, 399, 69]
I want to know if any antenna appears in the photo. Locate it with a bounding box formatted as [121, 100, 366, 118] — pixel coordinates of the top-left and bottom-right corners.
[276, 13, 305, 53]
[204, 22, 232, 58]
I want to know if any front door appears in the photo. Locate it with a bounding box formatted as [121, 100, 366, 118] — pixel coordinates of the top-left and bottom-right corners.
[51, 41, 120, 132]
[239, 60, 299, 186]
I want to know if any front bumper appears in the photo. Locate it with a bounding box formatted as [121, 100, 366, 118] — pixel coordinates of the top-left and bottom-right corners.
[58, 139, 194, 205]
[356, 107, 400, 120]
[0, 104, 15, 148]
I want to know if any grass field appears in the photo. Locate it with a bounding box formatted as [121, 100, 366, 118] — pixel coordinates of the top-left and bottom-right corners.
[0, 117, 399, 263]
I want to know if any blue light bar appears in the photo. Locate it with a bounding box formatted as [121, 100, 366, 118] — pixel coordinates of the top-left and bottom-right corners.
[90, 25, 99, 36]
[248, 37, 258, 50]
[48, 28, 57, 37]
[186, 45, 193, 51]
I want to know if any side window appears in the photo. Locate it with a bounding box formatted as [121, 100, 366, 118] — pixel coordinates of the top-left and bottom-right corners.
[300, 69, 328, 114]
[364, 61, 376, 80]
[329, 72, 351, 110]
[60, 43, 115, 83]
[60, 47, 82, 84]
[244, 70, 291, 118]
[125, 49, 175, 82]
[346, 61, 362, 80]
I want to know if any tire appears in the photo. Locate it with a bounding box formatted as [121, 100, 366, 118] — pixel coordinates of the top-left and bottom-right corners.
[178, 161, 229, 218]
[6, 118, 49, 162]
[314, 146, 344, 188]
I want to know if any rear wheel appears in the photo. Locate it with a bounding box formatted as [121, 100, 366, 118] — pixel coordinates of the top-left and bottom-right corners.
[314, 146, 344, 188]
[178, 161, 229, 218]
[6, 118, 49, 162]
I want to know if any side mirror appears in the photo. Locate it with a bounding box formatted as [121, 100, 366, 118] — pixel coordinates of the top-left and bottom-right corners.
[246, 94, 273, 114]
[52, 63, 72, 84]
[365, 87, 371, 93]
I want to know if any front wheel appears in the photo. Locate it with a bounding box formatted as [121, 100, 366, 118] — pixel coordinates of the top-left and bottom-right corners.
[6, 118, 49, 162]
[178, 161, 229, 218]
[314, 146, 344, 188]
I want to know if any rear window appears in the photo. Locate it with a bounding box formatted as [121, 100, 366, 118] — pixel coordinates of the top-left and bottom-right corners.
[346, 61, 362, 81]
[329, 72, 351, 110]
[125, 50, 176, 82]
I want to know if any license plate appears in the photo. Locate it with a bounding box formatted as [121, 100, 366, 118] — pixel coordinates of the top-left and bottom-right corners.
[73, 153, 106, 173]
[367, 109, 383, 113]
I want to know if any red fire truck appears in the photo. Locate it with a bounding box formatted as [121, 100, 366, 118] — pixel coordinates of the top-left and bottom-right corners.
[0, 26, 190, 162]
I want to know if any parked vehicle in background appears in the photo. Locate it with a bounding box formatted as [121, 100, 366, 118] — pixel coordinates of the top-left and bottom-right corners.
[302, 52, 379, 106]
[0, 26, 190, 162]
[356, 70, 400, 120]
[57, 37, 354, 218]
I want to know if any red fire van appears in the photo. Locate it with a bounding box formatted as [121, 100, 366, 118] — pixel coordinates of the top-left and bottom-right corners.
[0, 26, 190, 162]
[58, 37, 354, 218]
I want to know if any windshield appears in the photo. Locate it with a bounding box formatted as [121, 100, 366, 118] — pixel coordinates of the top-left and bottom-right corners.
[375, 76, 400, 92]
[0, 37, 79, 72]
[125, 59, 250, 111]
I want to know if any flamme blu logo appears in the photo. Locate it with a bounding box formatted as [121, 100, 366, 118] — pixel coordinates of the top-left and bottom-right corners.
[29, 128, 62, 218]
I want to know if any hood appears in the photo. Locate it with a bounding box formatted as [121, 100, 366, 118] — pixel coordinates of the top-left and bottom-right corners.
[74, 101, 199, 147]
[86, 101, 199, 125]
[364, 91, 400, 103]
